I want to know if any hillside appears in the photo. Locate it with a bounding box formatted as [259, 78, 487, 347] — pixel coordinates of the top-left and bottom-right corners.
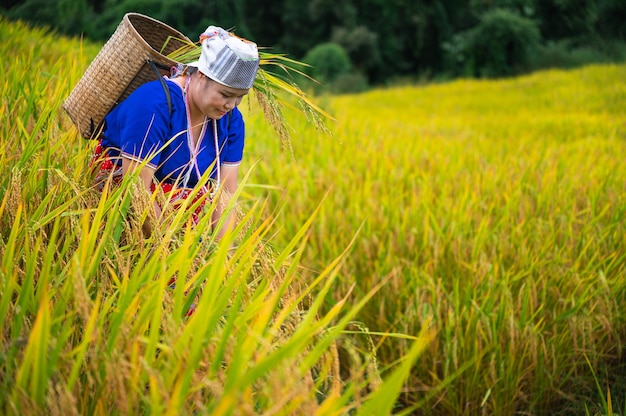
[2, 16, 626, 415]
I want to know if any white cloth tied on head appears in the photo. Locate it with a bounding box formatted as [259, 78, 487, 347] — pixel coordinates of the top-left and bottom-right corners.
[190, 26, 259, 89]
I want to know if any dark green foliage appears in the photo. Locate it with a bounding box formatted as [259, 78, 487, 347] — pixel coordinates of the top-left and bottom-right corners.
[82, 0, 218, 42]
[329, 72, 370, 95]
[529, 39, 613, 71]
[299, 42, 371, 94]
[302, 42, 351, 83]
[464, 9, 541, 78]
[5, 0, 64, 31]
[1, 0, 625, 87]
[596, 0, 626, 40]
[331, 26, 381, 75]
[56, 0, 89, 37]
[533, 0, 596, 41]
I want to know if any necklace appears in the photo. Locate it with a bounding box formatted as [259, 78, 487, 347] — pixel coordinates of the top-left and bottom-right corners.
[182, 76, 220, 197]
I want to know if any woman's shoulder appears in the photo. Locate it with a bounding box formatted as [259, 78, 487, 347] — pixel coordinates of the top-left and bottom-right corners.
[132, 78, 182, 102]
[106, 79, 174, 125]
[111, 79, 180, 117]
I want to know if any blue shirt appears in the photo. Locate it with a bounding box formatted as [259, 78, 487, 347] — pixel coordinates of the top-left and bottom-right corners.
[101, 78, 245, 188]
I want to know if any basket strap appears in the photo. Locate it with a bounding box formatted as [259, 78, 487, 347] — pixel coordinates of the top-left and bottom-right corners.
[148, 60, 173, 118]
[146, 61, 233, 139]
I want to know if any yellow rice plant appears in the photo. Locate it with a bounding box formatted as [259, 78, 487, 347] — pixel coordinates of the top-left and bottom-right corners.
[4, 13, 626, 416]
[0, 16, 432, 416]
[243, 65, 626, 413]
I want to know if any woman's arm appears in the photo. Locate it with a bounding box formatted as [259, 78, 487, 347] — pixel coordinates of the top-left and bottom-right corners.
[212, 164, 240, 241]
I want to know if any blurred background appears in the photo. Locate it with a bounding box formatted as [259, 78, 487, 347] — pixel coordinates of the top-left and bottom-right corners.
[2, 0, 625, 93]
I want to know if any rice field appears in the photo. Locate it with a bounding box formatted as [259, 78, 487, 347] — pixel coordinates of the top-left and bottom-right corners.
[242, 48, 626, 414]
[2, 16, 626, 415]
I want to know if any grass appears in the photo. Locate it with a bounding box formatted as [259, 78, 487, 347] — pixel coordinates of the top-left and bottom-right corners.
[2, 15, 626, 416]
[242, 66, 626, 414]
[0, 17, 432, 415]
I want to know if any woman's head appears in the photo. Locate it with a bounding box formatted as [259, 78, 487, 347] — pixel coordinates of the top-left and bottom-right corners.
[189, 71, 249, 119]
[193, 26, 259, 90]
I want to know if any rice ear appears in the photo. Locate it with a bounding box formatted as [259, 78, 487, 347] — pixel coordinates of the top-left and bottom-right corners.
[168, 44, 333, 153]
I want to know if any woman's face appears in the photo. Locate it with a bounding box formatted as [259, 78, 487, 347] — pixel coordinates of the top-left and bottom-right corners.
[191, 72, 249, 119]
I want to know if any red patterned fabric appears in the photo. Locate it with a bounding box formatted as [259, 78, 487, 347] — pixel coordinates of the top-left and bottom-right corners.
[91, 140, 209, 225]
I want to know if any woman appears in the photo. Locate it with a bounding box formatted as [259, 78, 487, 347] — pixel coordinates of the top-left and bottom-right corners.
[92, 26, 260, 238]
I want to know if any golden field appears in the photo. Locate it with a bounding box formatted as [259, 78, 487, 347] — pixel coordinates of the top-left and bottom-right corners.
[2, 17, 626, 415]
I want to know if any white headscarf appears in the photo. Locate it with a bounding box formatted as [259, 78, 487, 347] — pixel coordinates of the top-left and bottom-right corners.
[190, 26, 259, 89]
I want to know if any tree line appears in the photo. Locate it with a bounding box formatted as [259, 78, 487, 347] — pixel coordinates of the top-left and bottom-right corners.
[2, 0, 625, 92]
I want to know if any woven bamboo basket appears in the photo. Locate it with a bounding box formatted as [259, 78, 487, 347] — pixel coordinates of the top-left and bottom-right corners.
[63, 13, 193, 139]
